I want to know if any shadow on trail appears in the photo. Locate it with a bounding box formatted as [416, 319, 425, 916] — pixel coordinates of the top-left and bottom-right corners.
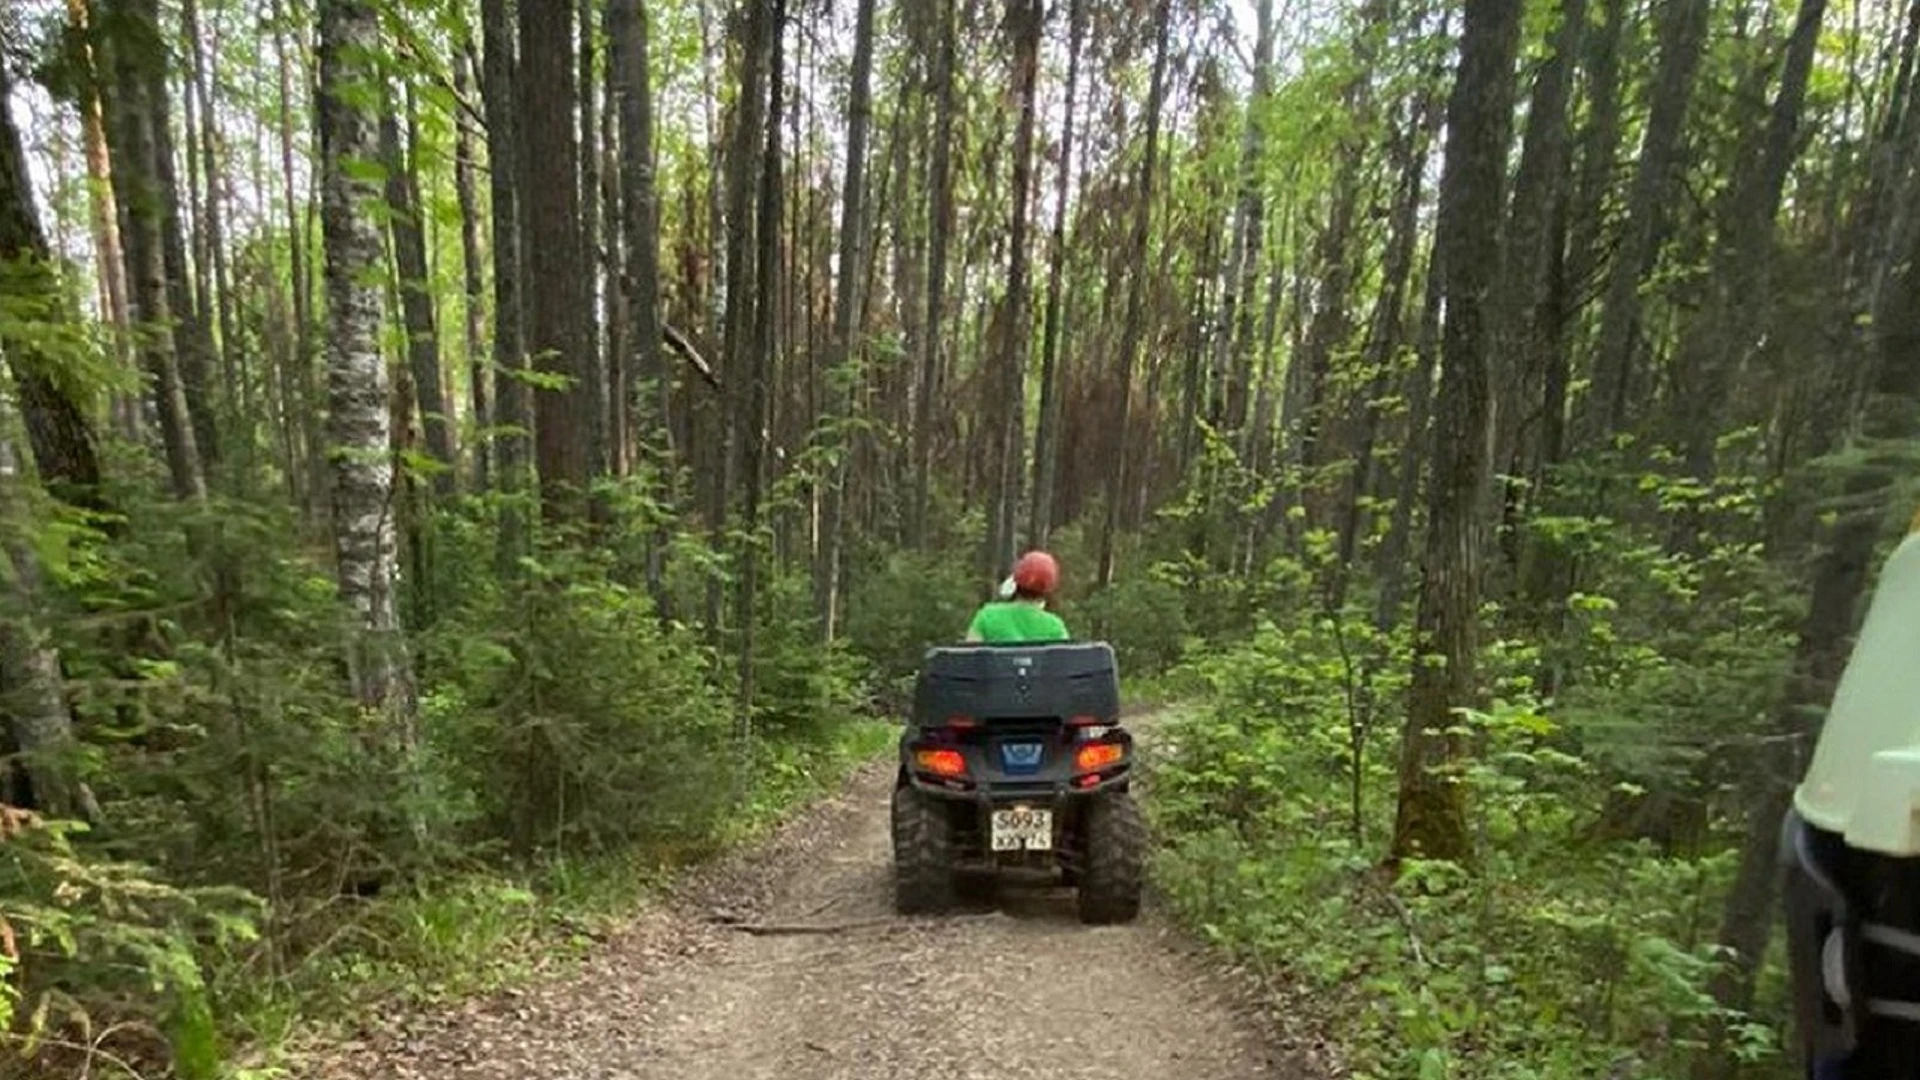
[951, 869, 1084, 924]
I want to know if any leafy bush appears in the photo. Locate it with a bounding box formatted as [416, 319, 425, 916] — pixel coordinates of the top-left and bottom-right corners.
[1150, 622, 1775, 1079]
[0, 479, 898, 1074]
[841, 545, 978, 702]
[1156, 613, 1405, 845]
[1078, 571, 1191, 674]
[0, 809, 257, 1079]
[747, 570, 871, 743]
[423, 544, 740, 855]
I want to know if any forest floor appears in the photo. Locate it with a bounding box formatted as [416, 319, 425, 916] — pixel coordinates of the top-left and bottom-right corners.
[299, 723, 1321, 1080]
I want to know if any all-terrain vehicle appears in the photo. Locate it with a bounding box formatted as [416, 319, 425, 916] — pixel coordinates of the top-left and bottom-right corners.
[890, 641, 1145, 924]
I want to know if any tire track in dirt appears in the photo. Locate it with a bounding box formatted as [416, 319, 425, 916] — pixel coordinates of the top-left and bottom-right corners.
[306, 740, 1309, 1080]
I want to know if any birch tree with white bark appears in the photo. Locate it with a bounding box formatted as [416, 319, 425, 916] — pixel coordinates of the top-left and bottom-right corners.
[316, 0, 415, 727]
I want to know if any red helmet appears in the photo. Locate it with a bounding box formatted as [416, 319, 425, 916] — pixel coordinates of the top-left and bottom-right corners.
[1011, 551, 1060, 598]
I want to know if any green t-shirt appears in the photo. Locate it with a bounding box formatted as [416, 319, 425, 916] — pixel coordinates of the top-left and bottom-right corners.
[966, 600, 1069, 643]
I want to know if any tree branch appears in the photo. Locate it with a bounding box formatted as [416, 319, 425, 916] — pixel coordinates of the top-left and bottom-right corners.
[663, 323, 720, 390]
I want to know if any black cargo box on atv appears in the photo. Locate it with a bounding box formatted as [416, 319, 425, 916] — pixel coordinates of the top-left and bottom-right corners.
[909, 642, 1119, 728]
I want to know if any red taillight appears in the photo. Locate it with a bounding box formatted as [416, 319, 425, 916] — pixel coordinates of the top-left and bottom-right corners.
[1074, 742, 1125, 772]
[1075, 773, 1103, 789]
[915, 748, 968, 778]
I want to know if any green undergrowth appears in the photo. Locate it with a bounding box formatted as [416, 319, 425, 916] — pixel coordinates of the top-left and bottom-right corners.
[0, 486, 920, 1078]
[1145, 618, 1786, 1080]
[239, 718, 892, 1075]
[1122, 478, 1811, 1079]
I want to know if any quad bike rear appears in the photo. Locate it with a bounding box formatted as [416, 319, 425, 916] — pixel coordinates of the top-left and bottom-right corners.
[891, 641, 1145, 924]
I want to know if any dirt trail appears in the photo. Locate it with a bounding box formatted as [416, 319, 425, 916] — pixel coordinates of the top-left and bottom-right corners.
[308, 753, 1307, 1080]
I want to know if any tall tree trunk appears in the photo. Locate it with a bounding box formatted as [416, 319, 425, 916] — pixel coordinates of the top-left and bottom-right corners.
[0, 58, 108, 514]
[1569, 0, 1625, 296]
[578, 0, 606, 481]
[606, 9, 660, 421]
[815, 0, 876, 640]
[739, 0, 785, 734]
[886, 49, 927, 544]
[1474, 0, 1582, 607]
[699, 0, 725, 353]
[1584, 0, 1713, 442]
[1677, 0, 1828, 490]
[1179, 208, 1216, 492]
[1518, 192, 1576, 626]
[1492, 0, 1583, 574]
[1240, 248, 1289, 566]
[910, 0, 959, 548]
[481, 0, 525, 506]
[1332, 86, 1439, 611]
[601, 83, 628, 476]
[0, 437, 99, 824]
[1216, 0, 1275, 437]
[65, 0, 139, 444]
[1374, 262, 1442, 631]
[713, 0, 773, 642]
[271, 0, 317, 507]
[101, 0, 207, 503]
[609, 0, 666, 610]
[252, 99, 301, 500]
[520, 0, 593, 522]
[1389, 0, 1524, 866]
[986, 0, 1042, 578]
[142, 8, 220, 472]
[1026, 0, 1086, 552]
[1095, 0, 1173, 589]
[1279, 203, 1355, 544]
[177, 5, 211, 355]
[1277, 7, 1388, 547]
[182, 0, 239, 426]
[317, 0, 415, 721]
[381, 101, 457, 497]
[1522, 0, 1622, 624]
[1258, 205, 1309, 549]
[454, 46, 491, 490]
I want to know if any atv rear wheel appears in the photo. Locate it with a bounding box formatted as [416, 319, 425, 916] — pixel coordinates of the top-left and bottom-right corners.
[891, 785, 955, 914]
[1076, 791, 1145, 925]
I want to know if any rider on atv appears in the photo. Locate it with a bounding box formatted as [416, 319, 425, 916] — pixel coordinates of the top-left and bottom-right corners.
[965, 551, 1069, 643]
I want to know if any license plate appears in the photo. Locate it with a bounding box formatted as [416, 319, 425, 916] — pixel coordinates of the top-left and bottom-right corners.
[991, 806, 1053, 851]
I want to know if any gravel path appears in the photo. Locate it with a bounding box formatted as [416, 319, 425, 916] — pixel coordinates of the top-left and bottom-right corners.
[306, 753, 1311, 1080]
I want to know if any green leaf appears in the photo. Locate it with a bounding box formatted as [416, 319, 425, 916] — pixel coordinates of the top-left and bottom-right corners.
[339, 155, 389, 186]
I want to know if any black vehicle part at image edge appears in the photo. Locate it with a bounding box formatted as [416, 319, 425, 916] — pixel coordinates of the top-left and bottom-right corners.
[891, 641, 1146, 925]
[1783, 811, 1920, 1078]
[1782, 523, 1920, 1079]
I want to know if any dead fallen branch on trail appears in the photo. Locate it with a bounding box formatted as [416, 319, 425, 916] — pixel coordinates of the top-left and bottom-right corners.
[720, 912, 1006, 937]
[727, 916, 896, 936]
